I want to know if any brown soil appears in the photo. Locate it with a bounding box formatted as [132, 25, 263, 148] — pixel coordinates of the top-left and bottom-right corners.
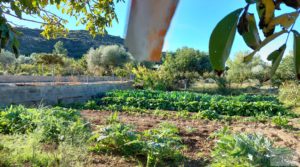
[81, 110, 300, 167]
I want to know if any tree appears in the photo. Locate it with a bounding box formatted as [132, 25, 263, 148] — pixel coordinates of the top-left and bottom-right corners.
[53, 41, 68, 56]
[272, 53, 296, 85]
[161, 47, 212, 89]
[34, 53, 64, 76]
[227, 52, 268, 86]
[0, 0, 124, 57]
[86, 45, 133, 75]
[209, 0, 300, 80]
[0, 50, 16, 71]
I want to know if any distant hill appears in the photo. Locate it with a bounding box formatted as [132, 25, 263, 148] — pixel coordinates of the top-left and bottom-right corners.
[14, 27, 124, 58]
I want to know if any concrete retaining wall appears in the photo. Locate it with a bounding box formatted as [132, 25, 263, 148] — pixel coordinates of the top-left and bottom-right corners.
[0, 75, 126, 83]
[0, 81, 132, 107]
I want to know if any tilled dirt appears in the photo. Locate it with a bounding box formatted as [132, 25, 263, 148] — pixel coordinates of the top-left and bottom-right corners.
[81, 110, 300, 167]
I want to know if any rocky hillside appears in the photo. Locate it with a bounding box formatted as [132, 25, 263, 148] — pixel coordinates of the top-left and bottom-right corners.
[15, 27, 124, 58]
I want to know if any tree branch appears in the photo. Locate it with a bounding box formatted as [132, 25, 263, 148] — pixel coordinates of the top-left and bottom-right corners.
[3, 12, 45, 24]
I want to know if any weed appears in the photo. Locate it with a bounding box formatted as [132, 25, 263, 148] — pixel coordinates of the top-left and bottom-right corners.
[176, 110, 190, 119]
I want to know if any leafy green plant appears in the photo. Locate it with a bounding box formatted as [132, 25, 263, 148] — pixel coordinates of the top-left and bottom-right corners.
[209, 0, 300, 80]
[84, 100, 99, 110]
[176, 110, 190, 119]
[89, 122, 141, 155]
[0, 105, 37, 134]
[141, 122, 184, 167]
[90, 116, 184, 167]
[193, 110, 219, 120]
[272, 115, 290, 129]
[212, 131, 292, 167]
[0, 106, 91, 144]
[101, 90, 285, 117]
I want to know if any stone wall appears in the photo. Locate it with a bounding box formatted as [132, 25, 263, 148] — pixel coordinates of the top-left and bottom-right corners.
[0, 81, 132, 107]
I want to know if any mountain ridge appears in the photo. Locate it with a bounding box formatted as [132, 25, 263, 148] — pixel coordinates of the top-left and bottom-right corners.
[14, 27, 124, 58]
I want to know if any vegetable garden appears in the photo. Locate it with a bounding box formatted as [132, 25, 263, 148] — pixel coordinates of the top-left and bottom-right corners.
[1, 89, 300, 166]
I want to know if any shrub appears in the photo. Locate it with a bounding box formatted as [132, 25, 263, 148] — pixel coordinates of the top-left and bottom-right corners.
[0, 105, 37, 134]
[0, 106, 91, 144]
[278, 82, 300, 107]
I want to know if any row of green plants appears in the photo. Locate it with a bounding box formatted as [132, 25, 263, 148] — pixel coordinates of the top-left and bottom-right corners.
[106, 90, 280, 104]
[99, 90, 287, 117]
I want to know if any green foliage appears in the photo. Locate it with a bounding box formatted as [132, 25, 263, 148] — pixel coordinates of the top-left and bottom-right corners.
[273, 54, 297, 85]
[100, 90, 286, 117]
[294, 30, 300, 79]
[0, 50, 16, 70]
[227, 53, 268, 85]
[278, 82, 300, 107]
[0, 105, 91, 166]
[86, 45, 133, 75]
[89, 122, 140, 155]
[209, 1, 300, 79]
[176, 110, 190, 119]
[132, 65, 173, 90]
[90, 118, 184, 167]
[133, 47, 212, 90]
[0, 106, 91, 144]
[53, 41, 68, 56]
[193, 110, 219, 120]
[209, 8, 243, 73]
[163, 47, 212, 75]
[0, 105, 36, 134]
[212, 131, 292, 167]
[0, 133, 88, 167]
[272, 115, 290, 128]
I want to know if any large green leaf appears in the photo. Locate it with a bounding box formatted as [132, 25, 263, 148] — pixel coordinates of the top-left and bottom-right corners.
[268, 44, 286, 77]
[293, 30, 300, 80]
[209, 8, 243, 74]
[244, 29, 287, 63]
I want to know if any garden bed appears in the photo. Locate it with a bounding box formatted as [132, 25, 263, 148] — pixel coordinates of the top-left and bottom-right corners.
[81, 110, 300, 166]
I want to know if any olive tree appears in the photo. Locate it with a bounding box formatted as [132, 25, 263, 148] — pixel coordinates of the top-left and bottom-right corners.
[0, 50, 16, 71]
[86, 45, 133, 76]
[53, 41, 68, 56]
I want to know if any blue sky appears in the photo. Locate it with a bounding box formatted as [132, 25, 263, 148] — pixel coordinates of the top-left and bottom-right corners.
[6, 0, 299, 60]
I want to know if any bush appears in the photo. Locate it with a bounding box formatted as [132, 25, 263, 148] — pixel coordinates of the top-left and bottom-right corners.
[278, 82, 300, 107]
